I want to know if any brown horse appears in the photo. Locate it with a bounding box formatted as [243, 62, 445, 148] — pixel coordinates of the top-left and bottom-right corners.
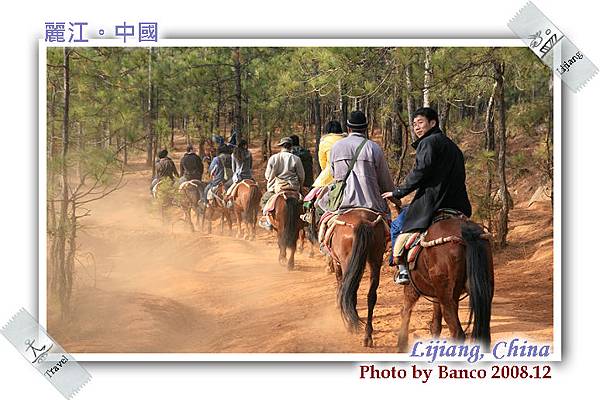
[178, 180, 206, 232]
[269, 191, 302, 270]
[397, 218, 494, 352]
[230, 179, 261, 240]
[331, 209, 389, 347]
[202, 183, 232, 235]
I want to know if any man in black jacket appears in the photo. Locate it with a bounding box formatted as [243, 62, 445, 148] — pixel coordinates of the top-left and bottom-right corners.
[289, 134, 314, 189]
[382, 107, 471, 284]
[151, 149, 179, 193]
[179, 144, 204, 183]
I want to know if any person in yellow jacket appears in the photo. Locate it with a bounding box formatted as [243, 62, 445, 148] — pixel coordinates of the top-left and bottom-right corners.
[301, 121, 346, 241]
[313, 121, 346, 187]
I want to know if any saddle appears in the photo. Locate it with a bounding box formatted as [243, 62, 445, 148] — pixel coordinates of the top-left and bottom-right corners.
[399, 208, 470, 270]
[303, 186, 326, 203]
[318, 208, 391, 265]
[263, 190, 301, 215]
[207, 183, 226, 207]
[228, 179, 257, 197]
[179, 179, 203, 191]
[152, 178, 173, 199]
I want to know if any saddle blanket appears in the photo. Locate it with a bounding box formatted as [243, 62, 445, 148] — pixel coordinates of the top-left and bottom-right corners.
[317, 208, 391, 262]
[263, 190, 302, 215]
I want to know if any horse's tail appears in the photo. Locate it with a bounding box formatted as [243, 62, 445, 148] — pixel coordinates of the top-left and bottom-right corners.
[282, 197, 300, 248]
[242, 184, 260, 224]
[338, 222, 373, 332]
[462, 222, 494, 350]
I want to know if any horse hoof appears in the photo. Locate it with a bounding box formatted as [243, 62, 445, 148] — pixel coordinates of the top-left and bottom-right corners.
[363, 337, 374, 348]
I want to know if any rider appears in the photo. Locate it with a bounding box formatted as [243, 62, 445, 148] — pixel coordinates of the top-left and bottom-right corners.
[312, 121, 346, 188]
[317, 110, 396, 217]
[258, 136, 305, 230]
[151, 149, 179, 193]
[303, 121, 346, 222]
[382, 107, 472, 285]
[179, 144, 204, 184]
[225, 138, 254, 207]
[203, 144, 233, 205]
[289, 134, 314, 189]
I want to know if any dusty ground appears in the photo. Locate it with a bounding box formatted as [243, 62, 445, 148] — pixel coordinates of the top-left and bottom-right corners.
[48, 136, 554, 354]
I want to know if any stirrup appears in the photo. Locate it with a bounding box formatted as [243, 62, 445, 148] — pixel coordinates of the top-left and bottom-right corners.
[393, 268, 409, 285]
[258, 218, 272, 231]
[300, 213, 312, 223]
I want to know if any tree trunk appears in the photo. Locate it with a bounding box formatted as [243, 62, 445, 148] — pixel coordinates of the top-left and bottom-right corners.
[405, 64, 416, 142]
[314, 91, 322, 174]
[392, 82, 403, 159]
[494, 62, 510, 248]
[232, 47, 243, 139]
[54, 47, 71, 318]
[313, 60, 322, 174]
[423, 47, 433, 107]
[146, 47, 155, 166]
[484, 86, 496, 231]
[439, 100, 450, 133]
[170, 114, 175, 147]
[216, 81, 223, 134]
[339, 80, 348, 132]
[123, 136, 128, 166]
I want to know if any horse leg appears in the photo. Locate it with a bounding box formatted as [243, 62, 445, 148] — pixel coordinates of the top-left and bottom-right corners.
[278, 234, 287, 266]
[439, 298, 465, 342]
[430, 303, 443, 337]
[363, 261, 381, 348]
[184, 207, 194, 232]
[204, 208, 212, 234]
[334, 260, 342, 288]
[298, 229, 305, 254]
[287, 240, 296, 271]
[253, 212, 258, 240]
[235, 210, 243, 238]
[398, 286, 420, 352]
[325, 254, 335, 274]
[227, 211, 233, 236]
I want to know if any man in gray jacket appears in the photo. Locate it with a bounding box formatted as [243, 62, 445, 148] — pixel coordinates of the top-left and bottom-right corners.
[258, 136, 305, 230]
[317, 110, 395, 217]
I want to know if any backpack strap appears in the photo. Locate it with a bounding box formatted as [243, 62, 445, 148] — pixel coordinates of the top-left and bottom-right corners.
[341, 138, 368, 184]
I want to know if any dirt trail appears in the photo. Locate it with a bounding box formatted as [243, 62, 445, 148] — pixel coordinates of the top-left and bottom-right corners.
[48, 136, 553, 354]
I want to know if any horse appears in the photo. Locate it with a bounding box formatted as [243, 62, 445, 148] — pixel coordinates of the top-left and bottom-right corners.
[396, 218, 494, 352]
[178, 179, 206, 232]
[229, 179, 261, 240]
[330, 208, 390, 347]
[299, 200, 328, 266]
[152, 178, 178, 224]
[269, 191, 302, 270]
[202, 182, 233, 235]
